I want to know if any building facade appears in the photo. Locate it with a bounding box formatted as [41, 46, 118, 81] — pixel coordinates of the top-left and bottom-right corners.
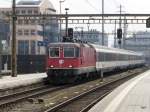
[124, 31, 150, 65]
[0, 0, 58, 55]
[0, 14, 10, 55]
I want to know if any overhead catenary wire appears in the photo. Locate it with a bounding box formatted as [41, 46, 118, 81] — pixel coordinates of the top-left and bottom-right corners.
[113, 0, 127, 10]
[85, 0, 99, 12]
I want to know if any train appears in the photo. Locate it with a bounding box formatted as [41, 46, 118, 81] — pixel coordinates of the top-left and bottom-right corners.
[46, 42, 145, 84]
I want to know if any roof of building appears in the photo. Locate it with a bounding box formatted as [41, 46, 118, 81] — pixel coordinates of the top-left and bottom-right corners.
[16, 0, 55, 12]
[17, 0, 42, 5]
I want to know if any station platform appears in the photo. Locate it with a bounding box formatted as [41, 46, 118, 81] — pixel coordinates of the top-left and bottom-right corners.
[89, 69, 150, 112]
[0, 73, 47, 90]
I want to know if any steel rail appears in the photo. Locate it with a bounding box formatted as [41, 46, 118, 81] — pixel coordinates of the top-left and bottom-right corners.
[0, 85, 68, 108]
[79, 91, 111, 112]
[44, 69, 143, 112]
[0, 85, 48, 101]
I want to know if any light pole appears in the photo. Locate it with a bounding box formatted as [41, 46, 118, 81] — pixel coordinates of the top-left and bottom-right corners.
[65, 8, 69, 37]
[118, 5, 122, 48]
[123, 14, 127, 48]
[102, 0, 104, 46]
[87, 22, 90, 38]
[12, 0, 17, 77]
[0, 22, 2, 74]
[42, 17, 45, 40]
[114, 20, 117, 48]
[59, 0, 66, 41]
[101, 0, 104, 82]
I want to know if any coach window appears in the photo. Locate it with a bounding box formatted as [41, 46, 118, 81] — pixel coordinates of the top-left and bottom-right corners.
[49, 47, 60, 58]
[99, 52, 104, 61]
[64, 47, 75, 58]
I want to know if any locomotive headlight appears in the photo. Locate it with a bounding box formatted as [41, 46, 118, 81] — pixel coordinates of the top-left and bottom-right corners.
[50, 65, 54, 68]
[69, 65, 73, 68]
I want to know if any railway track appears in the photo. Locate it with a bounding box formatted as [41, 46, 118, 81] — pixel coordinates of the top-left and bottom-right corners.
[0, 67, 147, 112]
[0, 81, 45, 96]
[0, 84, 69, 111]
[44, 67, 147, 112]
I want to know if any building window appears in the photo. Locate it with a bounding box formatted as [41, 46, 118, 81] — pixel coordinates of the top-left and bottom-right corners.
[34, 10, 38, 14]
[24, 30, 29, 35]
[18, 19, 23, 25]
[30, 19, 35, 24]
[31, 30, 36, 35]
[24, 20, 29, 24]
[24, 40, 29, 54]
[1, 11, 4, 14]
[18, 40, 24, 54]
[16, 10, 20, 14]
[21, 10, 26, 14]
[18, 40, 29, 54]
[28, 10, 32, 14]
[31, 41, 36, 54]
[5, 11, 10, 15]
[18, 30, 22, 35]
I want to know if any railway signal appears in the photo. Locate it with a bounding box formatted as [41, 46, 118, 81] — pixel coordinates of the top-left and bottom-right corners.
[117, 28, 122, 39]
[68, 28, 73, 39]
[146, 17, 150, 28]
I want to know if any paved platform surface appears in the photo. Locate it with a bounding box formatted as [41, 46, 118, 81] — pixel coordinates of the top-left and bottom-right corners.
[0, 73, 47, 90]
[89, 69, 150, 112]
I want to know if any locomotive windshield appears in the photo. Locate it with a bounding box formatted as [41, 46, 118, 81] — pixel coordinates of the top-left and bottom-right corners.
[63, 47, 80, 58]
[64, 47, 75, 57]
[49, 47, 60, 58]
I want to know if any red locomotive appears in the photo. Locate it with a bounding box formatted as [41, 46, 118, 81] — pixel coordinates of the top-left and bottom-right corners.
[46, 42, 96, 83]
[46, 42, 145, 84]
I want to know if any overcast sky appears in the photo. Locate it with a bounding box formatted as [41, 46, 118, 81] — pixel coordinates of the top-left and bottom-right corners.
[1, 0, 150, 14]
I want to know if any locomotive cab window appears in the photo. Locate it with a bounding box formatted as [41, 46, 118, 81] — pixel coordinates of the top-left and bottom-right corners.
[49, 47, 60, 58]
[64, 47, 75, 58]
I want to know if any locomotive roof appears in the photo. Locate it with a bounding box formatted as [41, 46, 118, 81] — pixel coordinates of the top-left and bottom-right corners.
[48, 42, 92, 48]
[48, 42, 143, 56]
